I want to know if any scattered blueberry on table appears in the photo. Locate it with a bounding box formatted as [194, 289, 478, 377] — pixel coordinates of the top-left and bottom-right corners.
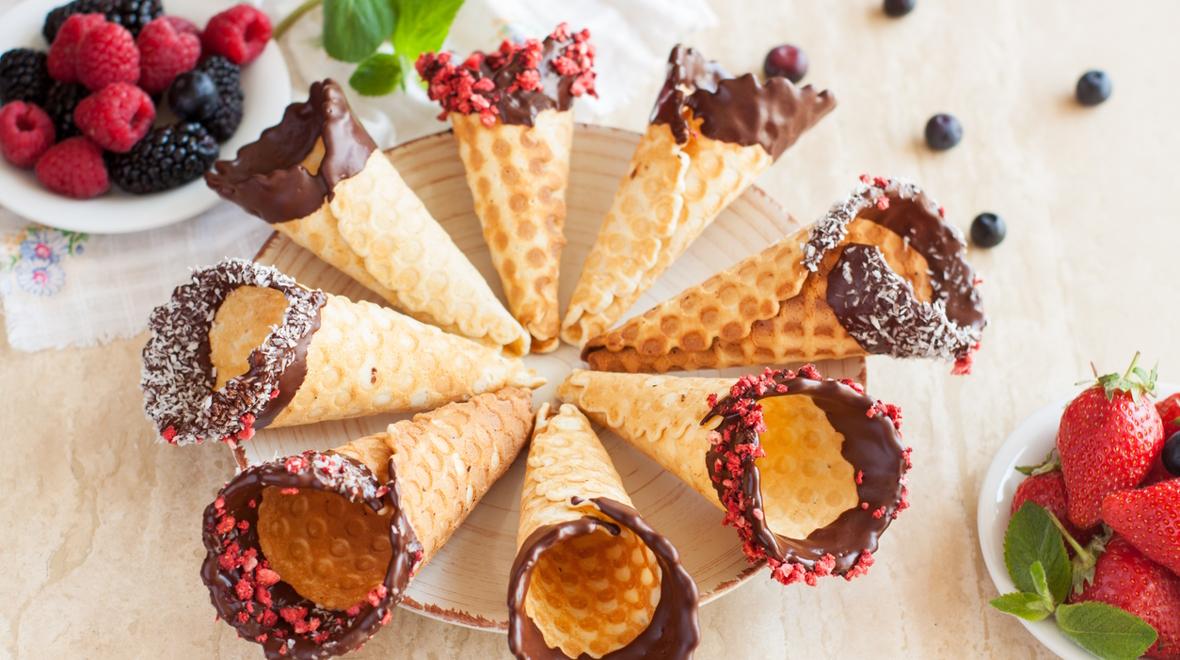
[1075, 70, 1112, 106]
[924, 113, 962, 151]
[763, 44, 808, 83]
[970, 213, 1006, 248]
[884, 0, 916, 18]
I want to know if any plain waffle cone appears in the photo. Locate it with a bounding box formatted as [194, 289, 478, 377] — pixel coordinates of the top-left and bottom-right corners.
[583, 219, 933, 372]
[557, 369, 732, 507]
[560, 122, 773, 347]
[451, 110, 573, 353]
[331, 150, 531, 355]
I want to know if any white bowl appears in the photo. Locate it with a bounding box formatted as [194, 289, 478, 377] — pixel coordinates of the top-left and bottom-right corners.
[0, 0, 290, 233]
[977, 382, 1179, 659]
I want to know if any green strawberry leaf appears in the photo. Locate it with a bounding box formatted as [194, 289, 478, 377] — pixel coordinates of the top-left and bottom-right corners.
[1096, 352, 1157, 401]
[390, 0, 464, 63]
[349, 53, 403, 96]
[989, 591, 1054, 622]
[1016, 448, 1060, 476]
[323, 0, 395, 63]
[1056, 602, 1157, 660]
[1005, 502, 1072, 604]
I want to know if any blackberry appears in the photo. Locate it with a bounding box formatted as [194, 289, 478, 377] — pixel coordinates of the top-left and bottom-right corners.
[42, 0, 110, 44]
[105, 0, 163, 37]
[197, 56, 244, 142]
[42, 81, 88, 139]
[107, 122, 218, 194]
[0, 49, 50, 105]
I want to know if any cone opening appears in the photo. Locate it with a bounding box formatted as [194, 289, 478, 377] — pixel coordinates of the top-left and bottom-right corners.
[201, 451, 421, 658]
[508, 497, 700, 660]
[141, 259, 326, 446]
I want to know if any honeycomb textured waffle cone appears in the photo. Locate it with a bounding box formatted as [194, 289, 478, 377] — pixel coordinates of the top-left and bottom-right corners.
[516, 403, 662, 658]
[268, 294, 542, 427]
[584, 219, 933, 372]
[451, 110, 573, 353]
[561, 121, 773, 347]
[557, 369, 732, 508]
[331, 150, 531, 355]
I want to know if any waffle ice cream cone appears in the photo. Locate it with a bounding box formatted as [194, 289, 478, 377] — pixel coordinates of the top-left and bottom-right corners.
[450, 109, 573, 352]
[582, 178, 987, 373]
[508, 403, 699, 659]
[201, 390, 533, 657]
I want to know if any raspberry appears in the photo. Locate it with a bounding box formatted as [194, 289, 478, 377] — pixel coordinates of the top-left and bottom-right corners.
[137, 17, 200, 94]
[35, 136, 109, 198]
[74, 82, 154, 152]
[162, 16, 200, 39]
[0, 102, 56, 168]
[202, 4, 272, 66]
[76, 21, 140, 91]
[47, 13, 106, 83]
[0, 49, 51, 105]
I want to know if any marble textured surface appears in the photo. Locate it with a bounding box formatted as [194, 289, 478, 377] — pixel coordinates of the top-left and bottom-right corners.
[4, 0, 1180, 658]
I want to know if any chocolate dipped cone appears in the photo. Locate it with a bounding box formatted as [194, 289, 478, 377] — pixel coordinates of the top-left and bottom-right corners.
[560, 45, 836, 347]
[201, 389, 533, 658]
[141, 259, 542, 446]
[582, 177, 988, 374]
[508, 403, 699, 660]
[207, 79, 530, 355]
[558, 367, 911, 586]
[419, 25, 596, 353]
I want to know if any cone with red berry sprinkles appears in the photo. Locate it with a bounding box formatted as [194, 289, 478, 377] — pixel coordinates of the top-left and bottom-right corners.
[558, 366, 911, 585]
[206, 80, 530, 355]
[582, 177, 987, 375]
[141, 259, 541, 447]
[202, 388, 533, 658]
[417, 24, 595, 353]
[560, 44, 836, 348]
[507, 403, 700, 659]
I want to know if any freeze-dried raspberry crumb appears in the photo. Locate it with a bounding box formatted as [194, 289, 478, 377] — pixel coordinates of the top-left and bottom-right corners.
[202, 4, 272, 66]
[137, 17, 201, 93]
[76, 21, 140, 91]
[34, 136, 109, 198]
[47, 13, 107, 83]
[0, 102, 56, 168]
[74, 82, 154, 152]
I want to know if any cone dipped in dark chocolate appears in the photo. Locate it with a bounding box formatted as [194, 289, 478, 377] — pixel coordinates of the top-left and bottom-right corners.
[558, 367, 910, 586]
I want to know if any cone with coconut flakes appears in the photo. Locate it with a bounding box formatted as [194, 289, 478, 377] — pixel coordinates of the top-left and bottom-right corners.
[417, 24, 596, 352]
[206, 79, 530, 355]
[200, 388, 533, 658]
[507, 403, 699, 659]
[560, 45, 836, 347]
[557, 367, 911, 587]
[581, 178, 988, 374]
[140, 258, 542, 447]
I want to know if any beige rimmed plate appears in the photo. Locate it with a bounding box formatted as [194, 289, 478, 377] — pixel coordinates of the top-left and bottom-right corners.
[241, 124, 868, 631]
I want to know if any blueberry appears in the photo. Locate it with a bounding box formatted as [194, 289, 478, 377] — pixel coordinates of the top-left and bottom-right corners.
[925, 113, 962, 151]
[166, 71, 220, 122]
[1164, 432, 1180, 476]
[970, 213, 1006, 248]
[884, 0, 916, 17]
[763, 44, 808, 84]
[1075, 70, 1112, 106]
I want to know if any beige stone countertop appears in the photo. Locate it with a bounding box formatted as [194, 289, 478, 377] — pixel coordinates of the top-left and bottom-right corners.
[5, 0, 1180, 658]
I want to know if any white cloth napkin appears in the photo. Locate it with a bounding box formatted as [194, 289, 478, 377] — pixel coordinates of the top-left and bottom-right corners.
[0, 0, 717, 352]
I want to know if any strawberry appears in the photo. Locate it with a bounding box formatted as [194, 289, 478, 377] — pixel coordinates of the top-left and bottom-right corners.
[1070, 537, 1180, 659]
[1011, 470, 1094, 547]
[1057, 354, 1164, 528]
[1102, 480, 1180, 577]
[1157, 393, 1180, 438]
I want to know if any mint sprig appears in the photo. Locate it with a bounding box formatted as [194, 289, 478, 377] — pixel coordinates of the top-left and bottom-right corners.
[990, 502, 1158, 659]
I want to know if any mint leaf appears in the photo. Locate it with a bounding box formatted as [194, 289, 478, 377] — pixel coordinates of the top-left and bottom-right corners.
[1056, 602, 1157, 660]
[990, 592, 1054, 622]
[390, 0, 464, 62]
[349, 53, 403, 96]
[323, 0, 395, 63]
[1004, 503, 1072, 604]
[1029, 561, 1055, 611]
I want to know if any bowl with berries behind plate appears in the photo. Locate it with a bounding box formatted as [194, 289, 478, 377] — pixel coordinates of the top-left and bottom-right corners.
[0, 0, 289, 233]
[978, 378, 1180, 659]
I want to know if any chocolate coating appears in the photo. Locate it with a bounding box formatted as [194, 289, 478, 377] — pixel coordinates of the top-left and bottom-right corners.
[486, 35, 579, 126]
[205, 79, 376, 224]
[651, 45, 836, 160]
[507, 497, 700, 659]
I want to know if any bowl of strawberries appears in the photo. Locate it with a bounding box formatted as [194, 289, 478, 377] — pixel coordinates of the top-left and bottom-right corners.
[979, 354, 1180, 660]
[0, 0, 290, 233]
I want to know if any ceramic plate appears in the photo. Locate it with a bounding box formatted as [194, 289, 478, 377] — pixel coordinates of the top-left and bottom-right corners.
[977, 382, 1180, 659]
[0, 0, 290, 233]
[243, 124, 869, 631]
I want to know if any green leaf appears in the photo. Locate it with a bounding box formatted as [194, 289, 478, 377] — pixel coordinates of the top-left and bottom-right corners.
[1029, 561, 1055, 611]
[323, 0, 395, 63]
[349, 53, 404, 95]
[1016, 448, 1060, 476]
[390, 0, 464, 62]
[1056, 602, 1157, 660]
[989, 592, 1054, 622]
[1004, 502, 1072, 604]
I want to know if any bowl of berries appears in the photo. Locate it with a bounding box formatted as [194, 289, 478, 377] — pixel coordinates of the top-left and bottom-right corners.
[979, 355, 1180, 660]
[0, 0, 289, 233]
